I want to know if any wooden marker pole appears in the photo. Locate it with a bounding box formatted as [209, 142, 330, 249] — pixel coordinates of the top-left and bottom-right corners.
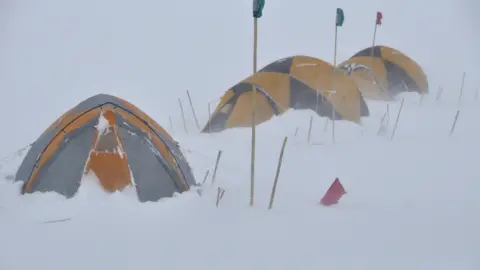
[249, 17, 258, 207]
[331, 8, 344, 145]
[201, 170, 210, 185]
[449, 110, 460, 136]
[250, 0, 265, 207]
[332, 28, 338, 145]
[390, 98, 405, 140]
[211, 150, 223, 186]
[330, 91, 336, 144]
[370, 12, 382, 64]
[268, 137, 288, 210]
[186, 90, 200, 129]
[436, 86, 443, 101]
[178, 98, 188, 133]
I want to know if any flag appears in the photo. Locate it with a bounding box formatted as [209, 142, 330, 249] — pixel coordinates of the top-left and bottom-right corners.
[320, 178, 347, 206]
[336, 8, 344, 27]
[376, 11, 383, 25]
[253, 0, 265, 18]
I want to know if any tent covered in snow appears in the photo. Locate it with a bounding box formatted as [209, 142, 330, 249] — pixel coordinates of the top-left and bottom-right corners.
[338, 45, 429, 100]
[202, 55, 369, 133]
[14, 94, 196, 202]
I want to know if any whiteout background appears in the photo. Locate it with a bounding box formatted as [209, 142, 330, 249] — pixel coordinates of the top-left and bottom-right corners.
[1, 1, 479, 269]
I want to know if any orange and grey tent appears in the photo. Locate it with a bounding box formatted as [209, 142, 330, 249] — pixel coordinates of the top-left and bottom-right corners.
[338, 45, 429, 100]
[201, 55, 369, 133]
[14, 94, 196, 202]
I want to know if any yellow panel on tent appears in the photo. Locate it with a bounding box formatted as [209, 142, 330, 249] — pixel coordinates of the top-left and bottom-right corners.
[338, 56, 391, 100]
[201, 73, 289, 133]
[201, 55, 371, 133]
[338, 45, 428, 100]
[378, 46, 428, 93]
[288, 55, 368, 122]
[226, 91, 276, 128]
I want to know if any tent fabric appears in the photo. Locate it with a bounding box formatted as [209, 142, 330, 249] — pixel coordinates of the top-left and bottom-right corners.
[15, 94, 196, 202]
[202, 55, 369, 133]
[266, 55, 370, 121]
[338, 45, 428, 99]
[202, 77, 286, 133]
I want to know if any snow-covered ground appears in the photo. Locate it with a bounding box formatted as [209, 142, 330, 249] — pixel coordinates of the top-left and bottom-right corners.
[1, 1, 479, 269]
[1, 93, 479, 270]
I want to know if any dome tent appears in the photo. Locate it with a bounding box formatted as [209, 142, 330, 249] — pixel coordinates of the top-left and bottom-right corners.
[15, 94, 196, 202]
[338, 45, 429, 100]
[202, 55, 369, 133]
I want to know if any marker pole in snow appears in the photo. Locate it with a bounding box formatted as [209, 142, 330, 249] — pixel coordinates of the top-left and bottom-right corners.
[332, 8, 344, 144]
[186, 90, 200, 130]
[371, 12, 383, 62]
[334, 8, 343, 66]
[449, 110, 460, 136]
[390, 98, 404, 140]
[250, 0, 265, 207]
[268, 136, 288, 210]
[370, 12, 388, 95]
[178, 98, 188, 133]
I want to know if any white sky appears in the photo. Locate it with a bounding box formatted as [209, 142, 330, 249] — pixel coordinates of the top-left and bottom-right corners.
[0, 0, 477, 154]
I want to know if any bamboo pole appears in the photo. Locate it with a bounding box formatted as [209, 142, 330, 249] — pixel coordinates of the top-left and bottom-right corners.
[201, 170, 210, 185]
[268, 137, 288, 210]
[390, 98, 405, 140]
[436, 86, 443, 101]
[216, 187, 226, 208]
[449, 110, 460, 136]
[331, 20, 339, 144]
[250, 17, 258, 207]
[178, 98, 188, 133]
[186, 90, 200, 129]
[211, 150, 223, 186]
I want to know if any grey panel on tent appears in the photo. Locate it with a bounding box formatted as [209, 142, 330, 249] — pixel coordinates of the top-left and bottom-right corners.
[158, 135, 197, 187]
[15, 128, 58, 183]
[118, 123, 180, 202]
[26, 119, 97, 198]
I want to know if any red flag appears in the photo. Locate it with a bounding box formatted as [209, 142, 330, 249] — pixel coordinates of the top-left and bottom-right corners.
[376, 11, 383, 25]
[320, 178, 347, 206]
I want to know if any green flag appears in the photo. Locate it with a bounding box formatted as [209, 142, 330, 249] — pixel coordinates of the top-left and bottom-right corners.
[253, 0, 265, 18]
[336, 8, 344, 27]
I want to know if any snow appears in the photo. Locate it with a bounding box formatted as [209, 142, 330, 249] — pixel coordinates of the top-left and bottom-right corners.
[95, 111, 111, 135]
[0, 0, 479, 270]
[1, 94, 479, 270]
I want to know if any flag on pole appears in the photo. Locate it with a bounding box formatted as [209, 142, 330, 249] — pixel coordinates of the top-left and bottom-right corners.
[376, 11, 383, 25]
[253, 0, 265, 18]
[336, 8, 344, 27]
